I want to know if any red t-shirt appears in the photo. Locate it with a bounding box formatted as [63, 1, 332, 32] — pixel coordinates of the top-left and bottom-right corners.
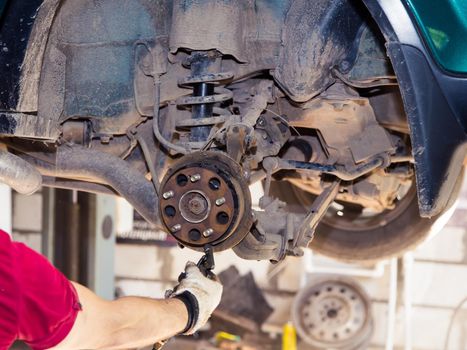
[0, 230, 81, 350]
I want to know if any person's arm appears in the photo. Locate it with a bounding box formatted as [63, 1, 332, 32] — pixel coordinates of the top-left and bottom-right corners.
[52, 262, 222, 350]
[52, 283, 189, 350]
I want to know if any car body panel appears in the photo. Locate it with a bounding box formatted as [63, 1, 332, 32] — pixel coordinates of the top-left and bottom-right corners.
[363, 0, 467, 217]
[405, 0, 467, 74]
[0, 0, 43, 111]
[0, 0, 7, 18]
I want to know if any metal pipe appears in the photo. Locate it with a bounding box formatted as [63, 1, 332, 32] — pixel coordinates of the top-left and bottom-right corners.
[152, 78, 189, 155]
[250, 154, 407, 185]
[250, 156, 385, 185]
[0, 150, 42, 194]
[386, 257, 398, 350]
[67, 194, 80, 281]
[42, 177, 117, 196]
[35, 147, 162, 228]
[403, 252, 414, 350]
[284, 157, 384, 181]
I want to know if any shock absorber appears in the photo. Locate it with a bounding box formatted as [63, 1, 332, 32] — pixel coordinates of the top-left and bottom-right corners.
[176, 51, 234, 144]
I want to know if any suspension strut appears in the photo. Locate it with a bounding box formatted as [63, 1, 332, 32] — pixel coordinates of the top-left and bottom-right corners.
[176, 51, 234, 145]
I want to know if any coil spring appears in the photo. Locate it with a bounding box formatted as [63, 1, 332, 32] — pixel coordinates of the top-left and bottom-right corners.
[175, 72, 234, 130]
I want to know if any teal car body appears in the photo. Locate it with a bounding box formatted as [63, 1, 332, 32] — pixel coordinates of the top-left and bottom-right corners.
[406, 0, 467, 74]
[0, 0, 5, 15]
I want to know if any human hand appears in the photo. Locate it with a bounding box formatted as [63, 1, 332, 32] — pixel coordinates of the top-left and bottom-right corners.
[166, 262, 223, 335]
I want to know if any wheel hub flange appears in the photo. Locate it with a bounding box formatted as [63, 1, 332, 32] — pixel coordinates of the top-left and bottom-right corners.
[159, 151, 252, 251]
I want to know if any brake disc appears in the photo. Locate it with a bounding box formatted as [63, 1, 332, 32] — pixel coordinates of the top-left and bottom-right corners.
[292, 277, 373, 350]
[159, 151, 253, 251]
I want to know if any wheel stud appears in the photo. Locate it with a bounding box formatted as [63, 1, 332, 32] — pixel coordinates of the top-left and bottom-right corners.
[215, 197, 226, 206]
[162, 190, 174, 199]
[190, 174, 201, 182]
[203, 228, 214, 238]
[171, 224, 181, 233]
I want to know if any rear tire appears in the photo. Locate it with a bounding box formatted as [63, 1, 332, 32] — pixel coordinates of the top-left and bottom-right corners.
[269, 171, 463, 263]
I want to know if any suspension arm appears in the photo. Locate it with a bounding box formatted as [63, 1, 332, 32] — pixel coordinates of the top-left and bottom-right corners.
[280, 157, 385, 181]
[293, 180, 341, 249]
[234, 179, 341, 261]
[250, 155, 387, 185]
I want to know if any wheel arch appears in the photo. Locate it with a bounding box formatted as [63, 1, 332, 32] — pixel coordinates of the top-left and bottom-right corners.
[362, 0, 467, 217]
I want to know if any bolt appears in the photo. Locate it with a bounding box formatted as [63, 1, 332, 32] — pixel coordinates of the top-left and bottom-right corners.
[163, 191, 174, 199]
[190, 174, 201, 182]
[203, 228, 214, 238]
[188, 197, 207, 215]
[215, 197, 226, 206]
[171, 224, 181, 232]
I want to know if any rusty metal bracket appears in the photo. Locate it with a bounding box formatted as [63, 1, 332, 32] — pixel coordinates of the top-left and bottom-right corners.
[234, 180, 341, 262]
[292, 180, 341, 251]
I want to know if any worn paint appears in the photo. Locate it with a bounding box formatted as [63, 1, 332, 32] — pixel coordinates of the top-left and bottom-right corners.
[0, 113, 17, 134]
[18, 0, 61, 112]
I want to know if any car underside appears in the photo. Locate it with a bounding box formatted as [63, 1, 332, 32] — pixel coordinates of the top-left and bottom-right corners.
[0, 0, 466, 262]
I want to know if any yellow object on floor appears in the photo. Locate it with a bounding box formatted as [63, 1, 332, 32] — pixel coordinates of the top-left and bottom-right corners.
[214, 331, 241, 344]
[282, 322, 297, 350]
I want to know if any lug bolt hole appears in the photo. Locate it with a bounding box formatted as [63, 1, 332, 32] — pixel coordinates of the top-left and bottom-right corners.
[164, 206, 176, 217]
[176, 174, 188, 187]
[209, 178, 221, 191]
[216, 211, 229, 225]
[188, 229, 201, 241]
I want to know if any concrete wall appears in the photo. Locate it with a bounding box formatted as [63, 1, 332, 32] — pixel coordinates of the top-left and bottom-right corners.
[0, 184, 12, 233]
[11, 189, 43, 253]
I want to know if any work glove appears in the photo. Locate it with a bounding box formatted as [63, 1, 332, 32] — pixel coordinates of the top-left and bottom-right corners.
[166, 261, 223, 335]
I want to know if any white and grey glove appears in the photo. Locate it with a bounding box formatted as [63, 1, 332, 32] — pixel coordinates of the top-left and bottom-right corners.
[166, 261, 223, 335]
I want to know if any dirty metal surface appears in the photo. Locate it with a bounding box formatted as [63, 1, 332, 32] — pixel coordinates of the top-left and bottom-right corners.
[289, 89, 395, 165]
[292, 277, 373, 349]
[160, 166, 235, 246]
[159, 151, 253, 251]
[0, 112, 60, 140]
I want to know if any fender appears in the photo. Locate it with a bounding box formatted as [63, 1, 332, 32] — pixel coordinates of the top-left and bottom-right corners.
[362, 0, 467, 217]
[0, 0, 59, 112]
[0, 0, 43, 111]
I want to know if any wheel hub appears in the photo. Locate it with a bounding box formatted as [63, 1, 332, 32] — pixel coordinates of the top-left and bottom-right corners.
[159, 151, 253, 251]
[179, 190, 211, 223]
